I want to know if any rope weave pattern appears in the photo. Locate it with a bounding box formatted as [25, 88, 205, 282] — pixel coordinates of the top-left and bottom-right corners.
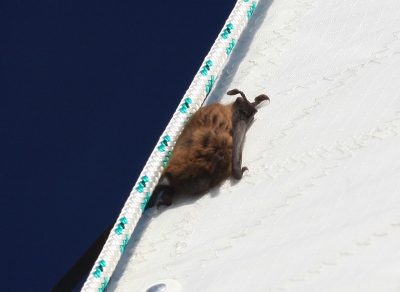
[81, 1, 258, 291]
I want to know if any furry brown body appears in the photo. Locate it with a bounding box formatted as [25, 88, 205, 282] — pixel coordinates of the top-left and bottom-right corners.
[54, 90, 269, 289]
[147, 89, 269, 209]
[165, 103, 234, 195]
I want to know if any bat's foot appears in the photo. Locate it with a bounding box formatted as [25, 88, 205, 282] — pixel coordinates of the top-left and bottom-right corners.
[156, 201, 168, 210]
[240, 166, 249, 178]
[155, 193, 173, 210]
[145, 176, 175, 210]
[232, 166, 249, 180]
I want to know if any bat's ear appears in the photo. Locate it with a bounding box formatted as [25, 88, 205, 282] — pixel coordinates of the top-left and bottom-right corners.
[227, 89, 241, 96]
[227, 89, 270, 108]
[227, 89, 250, 102]
[251, 94, 270, 108]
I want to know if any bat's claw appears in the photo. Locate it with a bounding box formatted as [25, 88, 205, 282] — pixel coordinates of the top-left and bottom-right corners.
[241, 167, 249, 177]
[155, 197, 172, 210]
[156, 201, 165, 210]
[233, 166, 249, 180]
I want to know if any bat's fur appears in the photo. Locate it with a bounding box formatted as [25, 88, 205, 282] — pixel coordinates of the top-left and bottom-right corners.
[147, 89, 269, 209]
[165, 103, 234, 195]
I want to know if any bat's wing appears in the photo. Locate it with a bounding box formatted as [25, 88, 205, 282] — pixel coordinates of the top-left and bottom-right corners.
[227, 89, 269, 179]
[231, 117, 249, 179]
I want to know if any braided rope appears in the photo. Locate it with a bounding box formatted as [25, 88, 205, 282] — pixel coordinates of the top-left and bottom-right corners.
[81, 1, 259, 291]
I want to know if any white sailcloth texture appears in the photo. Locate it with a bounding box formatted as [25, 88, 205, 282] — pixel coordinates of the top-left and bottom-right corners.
[109, 0, 400, 291]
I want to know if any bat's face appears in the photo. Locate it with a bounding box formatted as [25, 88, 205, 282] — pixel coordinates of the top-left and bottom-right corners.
[232, 96, 258, 126]
[230, 89, 269, 116]
[146, 89, 269, 210]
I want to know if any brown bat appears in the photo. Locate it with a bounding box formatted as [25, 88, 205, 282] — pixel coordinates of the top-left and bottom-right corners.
[146, 89, 269, 209]
[53, 89, 269, 290]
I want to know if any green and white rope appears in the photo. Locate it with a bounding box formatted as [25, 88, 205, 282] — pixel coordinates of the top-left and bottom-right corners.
[81, 1, 259, 291]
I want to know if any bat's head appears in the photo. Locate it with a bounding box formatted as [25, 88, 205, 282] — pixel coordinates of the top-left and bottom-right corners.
[227, 89, 270, 121]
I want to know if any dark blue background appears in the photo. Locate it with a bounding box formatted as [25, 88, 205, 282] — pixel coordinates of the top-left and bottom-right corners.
[0, 1, 234, 290]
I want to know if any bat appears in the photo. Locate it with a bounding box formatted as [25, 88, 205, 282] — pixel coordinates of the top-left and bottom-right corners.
[146, 89, 269, 209]
[53, 89, 268, 290]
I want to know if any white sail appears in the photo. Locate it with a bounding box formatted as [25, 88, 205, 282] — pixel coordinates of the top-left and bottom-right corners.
[108, 0, 400, 290]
